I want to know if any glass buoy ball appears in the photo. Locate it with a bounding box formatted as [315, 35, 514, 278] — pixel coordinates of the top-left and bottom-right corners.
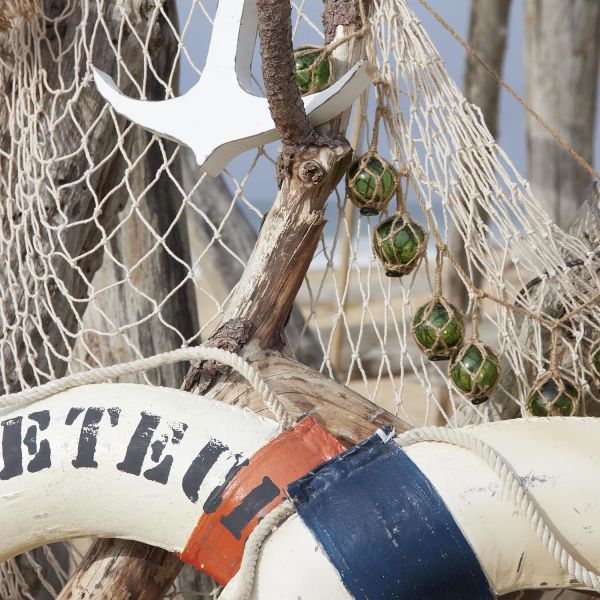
[346, 155, 397, 215]
[527, 374, 580, 417]
[450, 343, 500, 403]
[294, 46, 333, 96]
[412, 299, 465, 361]
[373, 215, 427, 277]
[591, 341, 600, 381]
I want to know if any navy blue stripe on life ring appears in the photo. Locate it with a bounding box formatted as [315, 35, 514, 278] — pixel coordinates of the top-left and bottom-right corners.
[287, 427, 494, 600]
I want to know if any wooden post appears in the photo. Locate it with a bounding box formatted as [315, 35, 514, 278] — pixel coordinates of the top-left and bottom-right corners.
[448, 0, 512, 310]
[524, 0, 600, 227]
[181, 152, 324, 371]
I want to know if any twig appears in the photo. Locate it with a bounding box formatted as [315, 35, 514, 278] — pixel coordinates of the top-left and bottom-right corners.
[256, 0, 320, 181]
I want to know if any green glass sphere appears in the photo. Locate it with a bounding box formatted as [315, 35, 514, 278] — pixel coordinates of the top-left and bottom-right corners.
[527, 375, 580, 417]
[294, 47, 333, 96]
[450, 343, 500, 402]
[412, 300, 464, 361]
[347, 155, 397, 215]
[373, 215, 426, 277]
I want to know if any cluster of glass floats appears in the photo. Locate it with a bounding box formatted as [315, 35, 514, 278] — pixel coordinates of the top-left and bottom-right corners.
[294, 46, 597, 415]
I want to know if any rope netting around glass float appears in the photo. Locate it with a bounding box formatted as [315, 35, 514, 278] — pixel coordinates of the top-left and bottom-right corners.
[0, 0, 599, 597]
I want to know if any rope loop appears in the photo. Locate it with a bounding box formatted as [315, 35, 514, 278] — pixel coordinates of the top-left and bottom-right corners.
[0, 346, 295, 429]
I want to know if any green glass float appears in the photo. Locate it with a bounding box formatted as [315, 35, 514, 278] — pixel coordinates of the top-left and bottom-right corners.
[372, 214, 427, 277]
[294, 46, 334, 96]
[590, 340, 600, 382]
[450, 341, 500, 404]
[346, 153, 397, 215]
[527, 373, 581, 417]
[412, 298, 465, 361]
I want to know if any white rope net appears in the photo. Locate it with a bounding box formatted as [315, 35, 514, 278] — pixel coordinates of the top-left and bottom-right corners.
[0, 0, 598, 597]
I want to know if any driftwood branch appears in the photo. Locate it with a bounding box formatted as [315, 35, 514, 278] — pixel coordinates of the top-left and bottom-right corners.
[182, 154, 325, 371]
[59, 2, 411, 598]
[256, 0, 316, 154]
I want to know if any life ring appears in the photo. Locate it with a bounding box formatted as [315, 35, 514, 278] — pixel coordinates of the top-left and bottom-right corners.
[1, 383, 599, 598]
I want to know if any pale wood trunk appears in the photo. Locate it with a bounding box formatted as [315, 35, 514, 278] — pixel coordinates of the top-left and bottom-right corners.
[0, 0, 178, 394]
[181, 150, 324, 372]
[0, 0, 183, 597]
[524, 0, 600, 228]
[448, 0, 512, 309]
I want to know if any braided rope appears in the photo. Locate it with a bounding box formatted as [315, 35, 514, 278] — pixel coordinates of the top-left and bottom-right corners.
[396, 427, 600, 592]
[0, 347, 294, 429]
[220, 500, 295, 600]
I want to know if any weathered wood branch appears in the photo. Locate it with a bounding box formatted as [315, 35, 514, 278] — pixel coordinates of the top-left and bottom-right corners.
[182, 152, 324, 371]
[60, 2, 412, 599]
[256, 0, 318, 169]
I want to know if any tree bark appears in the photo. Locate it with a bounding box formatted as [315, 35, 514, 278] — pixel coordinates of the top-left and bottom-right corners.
[524, 0, 600, 228]
[448, 0, 512, 309]
[0, 0, 177, 393]
[1, 0, 182, 596]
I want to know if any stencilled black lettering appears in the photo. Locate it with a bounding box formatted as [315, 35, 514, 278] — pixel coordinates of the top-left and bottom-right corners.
[117, 412, 187, 485]
[0, 411, 51, 480]
[220, 476, 280, 539]
[65, 407, 121, 469]
[203, 453, 249, 513]
[182, 439, 229, 503]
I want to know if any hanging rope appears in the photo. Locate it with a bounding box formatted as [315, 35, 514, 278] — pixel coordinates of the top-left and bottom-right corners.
[397, 426, 600, 592]
[0, 347, 295, 429]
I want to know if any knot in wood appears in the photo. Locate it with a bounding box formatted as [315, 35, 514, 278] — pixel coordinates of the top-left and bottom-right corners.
[298, 160, 326, 184]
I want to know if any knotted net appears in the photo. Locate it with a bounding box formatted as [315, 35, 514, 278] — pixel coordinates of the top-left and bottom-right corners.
[0, 0, 598, 597]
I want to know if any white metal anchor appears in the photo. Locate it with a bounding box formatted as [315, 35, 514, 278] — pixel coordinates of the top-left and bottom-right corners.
[93, 0, 371, 177]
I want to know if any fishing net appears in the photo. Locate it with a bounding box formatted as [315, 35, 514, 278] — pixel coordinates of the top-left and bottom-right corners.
[0, 0, 598, 597]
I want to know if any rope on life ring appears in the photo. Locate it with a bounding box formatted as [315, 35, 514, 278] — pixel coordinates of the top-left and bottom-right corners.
[0, 346, 294, 428]
[397, 426, 600, 593]
[220, 500, 295, 600]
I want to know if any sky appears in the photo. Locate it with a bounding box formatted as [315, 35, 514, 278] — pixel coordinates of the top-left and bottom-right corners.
[174, 0, 600, 204]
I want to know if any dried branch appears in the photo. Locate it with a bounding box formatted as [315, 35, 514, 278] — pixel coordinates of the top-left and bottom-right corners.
[322, 0, 367, 43]
[256, 0, 339, 182]
[58, 3, 409, 599]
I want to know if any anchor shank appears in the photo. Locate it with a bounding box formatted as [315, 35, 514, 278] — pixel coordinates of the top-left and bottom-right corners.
[204, 0, 258, 88]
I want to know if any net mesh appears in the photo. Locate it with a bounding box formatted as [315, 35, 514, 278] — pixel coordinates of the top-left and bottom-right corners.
[0, 0, 598, 597]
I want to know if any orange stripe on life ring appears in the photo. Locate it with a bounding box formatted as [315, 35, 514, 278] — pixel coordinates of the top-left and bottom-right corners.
[179, 416, 344, 585]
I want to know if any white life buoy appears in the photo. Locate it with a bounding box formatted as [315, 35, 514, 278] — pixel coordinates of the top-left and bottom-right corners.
[1, 383, 599, 599]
